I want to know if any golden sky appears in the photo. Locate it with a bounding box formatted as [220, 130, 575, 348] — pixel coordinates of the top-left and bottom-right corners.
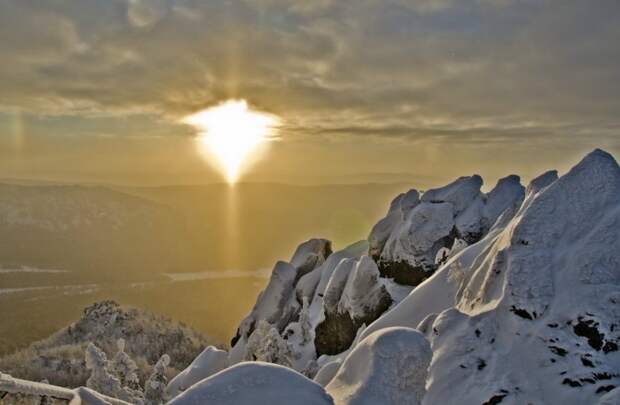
[1, 0, 619, 187]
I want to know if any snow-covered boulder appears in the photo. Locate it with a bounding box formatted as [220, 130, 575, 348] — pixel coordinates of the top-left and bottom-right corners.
[290, 238, 333, 280]
[373, 174, 526, 286]
[314, 256, 392, 356]
[326, 327, 431, 405]
[234, 261, 299, 344]
[232, 239, 334, 348]
[368, 190, 420, 259]
[166, 346, 228, 397]
[167, 362, 334, 405]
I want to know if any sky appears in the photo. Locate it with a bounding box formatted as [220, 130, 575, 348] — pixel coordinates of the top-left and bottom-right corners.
[1, 0, 619, 188]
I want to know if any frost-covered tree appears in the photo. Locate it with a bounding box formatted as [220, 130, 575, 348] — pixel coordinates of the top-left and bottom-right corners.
[85, 342, 124, 398]
[245, 320, 293, 367]
[144, 354, 170, 405]
[85, 342, 144, 404]
[111, 339, 140, 390]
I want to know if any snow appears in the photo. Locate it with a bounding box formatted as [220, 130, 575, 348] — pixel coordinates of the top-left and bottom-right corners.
[420, 175, 483, 215]
[422, 149, 620, 404]
[597, 387, 620, 405]
[290, 238, 332, 276]
[325, 327, 431, 405]
[167, 362, 334, 405]
[337, 256, 388, 320]
[368, 190, 420, 258]
[237, 260, 299, 339]
[0, 372, 132, 405]
[166, 346, 229, 397]
[482, 175, 525, 230]
[323, 258, 356, 314]
[314, 359, 342, 387]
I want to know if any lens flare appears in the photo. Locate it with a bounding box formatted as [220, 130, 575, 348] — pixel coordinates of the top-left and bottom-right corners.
[182, 100, 279, 184]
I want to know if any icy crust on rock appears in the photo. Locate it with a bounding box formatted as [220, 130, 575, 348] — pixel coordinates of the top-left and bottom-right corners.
[168, 362, 334, 405]
[370, 174, 525, 286]
[325, 327, 431, 405]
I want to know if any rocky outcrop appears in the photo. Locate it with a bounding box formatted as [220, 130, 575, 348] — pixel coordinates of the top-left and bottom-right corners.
[371, 174, 524, 286]
[314, 256, 392, 355]
[213, 149, 619, 405]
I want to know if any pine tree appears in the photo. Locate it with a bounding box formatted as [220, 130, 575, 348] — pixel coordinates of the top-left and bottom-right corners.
[144, 354, 170, 405]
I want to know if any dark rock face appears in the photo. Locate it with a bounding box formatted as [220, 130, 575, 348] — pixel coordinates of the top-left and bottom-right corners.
[314, 287, 392, 356]
[376, 226, 459, 287]
[377, 260, 430, 286]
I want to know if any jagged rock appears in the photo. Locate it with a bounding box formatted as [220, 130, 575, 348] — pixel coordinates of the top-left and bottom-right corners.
[290, 238, 333, 282]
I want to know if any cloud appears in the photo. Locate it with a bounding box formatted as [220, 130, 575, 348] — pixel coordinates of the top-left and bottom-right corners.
[127, 0, 169, 27]
[0, 0, 618, 150]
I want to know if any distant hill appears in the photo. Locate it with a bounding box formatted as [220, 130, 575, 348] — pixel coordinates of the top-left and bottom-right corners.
[0, 181, 412, 278]
[0, 301, 213, 388]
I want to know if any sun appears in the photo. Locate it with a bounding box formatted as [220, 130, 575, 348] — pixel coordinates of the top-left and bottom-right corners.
[182, 100, 279, 184]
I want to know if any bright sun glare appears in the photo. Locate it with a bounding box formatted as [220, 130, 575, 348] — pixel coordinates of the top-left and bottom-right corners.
[182, 100, 279, 184]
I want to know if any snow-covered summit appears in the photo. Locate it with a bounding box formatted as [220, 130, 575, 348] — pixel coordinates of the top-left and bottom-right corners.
[164, 149, 620, 405]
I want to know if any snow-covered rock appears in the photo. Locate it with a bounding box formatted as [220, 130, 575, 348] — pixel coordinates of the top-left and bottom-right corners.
[185, 149, 619, 405]
[314, 256, 392, 356]
[234, 261, 299, 343]
[359, 149, 620, 405]
[325, 327, 431, 405]
[166, 346, 228, 397]
[167, 362, 334, 405]
[368, 190, 420, 258]
[373, 173, 526, 286]
[290, 238, 333, 280]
